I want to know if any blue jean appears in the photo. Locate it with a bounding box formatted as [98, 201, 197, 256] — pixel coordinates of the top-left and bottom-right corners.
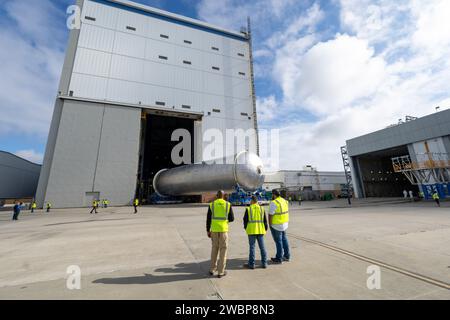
[270, 227, 290, 261]
[248, 235, 267, 267]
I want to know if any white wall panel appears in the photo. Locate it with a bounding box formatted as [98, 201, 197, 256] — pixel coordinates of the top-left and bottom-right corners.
[82, 1, 118, 29]
[172, 67, 203, 92]
[152, 86, 174, 107]
[145, 39, 175, 62]
[116, 9, 148, 37]
[143, 61, 174, 87]
[110, 54, 144, 83]
[147, 18, 172, 41]
[175, 46, 201, 68]
[231, 58, 250, 78]
[231, 39, 249, 59]
[220, 37, 232, 57]
[140, 83, 156, 106]
[113, 32, 146, 59]
[232, 99, 253, 118]
[204, 73, 225, 96]
[206, 53, 224, 72]
[78, 24, 115, 53]
[106, 79, 143, 104]
[171, 91, 203, 112]
[73, 48, 111, 78]
[163, 22, 182, 43]
[204, 94, 225, 118]
[179, 28, 202, 50]
[202, 32, 221, 52]
[70, 73, 107, 100]
[230, 77, 251, 99]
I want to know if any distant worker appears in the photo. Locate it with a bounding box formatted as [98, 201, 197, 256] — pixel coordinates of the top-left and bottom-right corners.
[288, 196, 292, 205]
[432, 191, 440, 207]
[298, 195, 302, 206]
[90, 199, 98, 214]
[419, 191, 425, 200]
[31, 201, 37, 213]
[409, 190, 414, 201]
[103, 199, 109, 208]
[133, 198, 139, 214]
[403, 190, 408, 198]
[268, 189, 290, 264]
[207, 190, 234, 278]
[12, 202, 23, 221]
[46, 202, 52, 213]
[243, 196, 268, 269]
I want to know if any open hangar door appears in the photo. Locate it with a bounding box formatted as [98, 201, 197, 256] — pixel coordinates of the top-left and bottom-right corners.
[355, 146, 419, 197]
[136, 109, 202, 203]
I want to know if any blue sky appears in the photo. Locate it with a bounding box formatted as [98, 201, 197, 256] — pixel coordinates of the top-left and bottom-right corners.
[1, 0, 449, 170]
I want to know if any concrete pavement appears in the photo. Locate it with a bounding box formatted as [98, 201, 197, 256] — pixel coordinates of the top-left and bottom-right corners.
[0, 200, 449, 299]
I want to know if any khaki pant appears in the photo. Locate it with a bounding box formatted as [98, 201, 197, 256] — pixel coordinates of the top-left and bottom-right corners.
[210, 232, 228, 275]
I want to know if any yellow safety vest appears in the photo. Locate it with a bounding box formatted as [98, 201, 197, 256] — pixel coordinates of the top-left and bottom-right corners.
[271, 197, 289, 225]
[31, 203, 37, 209]
[47, 203, 52, 208]
[134, 199, 139, 206]
[210, 199, 231, 232]
[93, 200, 98, 207]
[432, 193, 439, 200]
[246, 204, 266, 235]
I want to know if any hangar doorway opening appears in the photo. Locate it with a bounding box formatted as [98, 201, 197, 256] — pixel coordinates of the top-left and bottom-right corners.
[136, 110, 201, 203]
[355, 146, 419, 197]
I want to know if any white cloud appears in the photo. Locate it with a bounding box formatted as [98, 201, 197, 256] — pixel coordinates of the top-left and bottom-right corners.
[259, 0, 450, 171]
[0, 0, 65, 137]
[15, 149, 44, 164]
[278, 34, 386, 114]
[266, 2, 324, 49]
[410, 0, 450, 57]
[256, 95, 279, 122]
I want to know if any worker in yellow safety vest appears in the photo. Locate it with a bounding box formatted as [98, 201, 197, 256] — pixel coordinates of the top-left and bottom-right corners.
[268, 189, 290, 264]
[31, 201, 37, 213]
[90, 199, 98, 214]
[432, 192, 440, 207]
[206, 190, 235, 278]
[46, 202, 52, 213]
[243, 195, 268, 269]
[133, 198, 139, 214]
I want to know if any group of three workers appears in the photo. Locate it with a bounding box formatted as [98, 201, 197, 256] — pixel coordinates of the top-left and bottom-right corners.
[206, 189, 290, 278]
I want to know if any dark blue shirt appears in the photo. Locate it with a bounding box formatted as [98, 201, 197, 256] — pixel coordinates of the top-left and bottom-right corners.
[13, 204, 21, 213]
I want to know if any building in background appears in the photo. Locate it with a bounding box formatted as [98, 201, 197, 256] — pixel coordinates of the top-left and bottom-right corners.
[263, 166, 347, 200]
[345, 109, 450, 199]
[36, 0, 257, 208]
[0, 151, 41, 206]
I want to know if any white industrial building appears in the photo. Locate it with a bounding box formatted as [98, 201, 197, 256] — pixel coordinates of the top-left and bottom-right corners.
[344, 109, 450, 199]
[36, 0, 258, 208]
[263, 167, 347, 200]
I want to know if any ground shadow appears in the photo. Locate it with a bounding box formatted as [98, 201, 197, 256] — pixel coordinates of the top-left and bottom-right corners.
[92, 258, 251, 285]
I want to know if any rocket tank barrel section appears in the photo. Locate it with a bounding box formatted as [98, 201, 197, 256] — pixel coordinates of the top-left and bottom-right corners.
[153, 151, 265, 196]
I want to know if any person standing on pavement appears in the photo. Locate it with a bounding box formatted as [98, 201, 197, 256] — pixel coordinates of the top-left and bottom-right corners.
[12, 201, 22, 221]
[133, 198, 139, 214]
[206, 190, 234, 278]
[90, 199, 99, 214]
[31, 201, 37, 213]
[268, 189, 291, 264]
[432, 191, 441, 207]
[243, 196, 268, 269]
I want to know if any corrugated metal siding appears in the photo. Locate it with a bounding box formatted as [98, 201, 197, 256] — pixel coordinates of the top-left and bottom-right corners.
[70, 0, 253, 130]
[0, 152, 41, 199]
